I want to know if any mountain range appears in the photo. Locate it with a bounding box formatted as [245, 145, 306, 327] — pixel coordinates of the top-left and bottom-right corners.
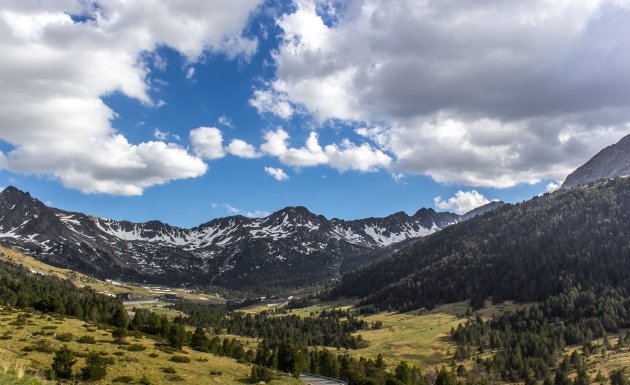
[0, 186, 500, 291]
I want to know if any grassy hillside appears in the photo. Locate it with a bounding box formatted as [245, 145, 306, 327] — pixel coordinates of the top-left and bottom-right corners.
[0, 245, 221, 303]
[0, 307, 300, 385]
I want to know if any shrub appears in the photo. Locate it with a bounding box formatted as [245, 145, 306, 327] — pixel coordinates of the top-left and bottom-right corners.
[164, 374, 184, 381]
[51, 346, 76, 379]
[81, 351, 108, 381]
[55, 333, 73, 342]
[23, 339, 55, 353]
[77, 335, 96, 344]
[113, 375, 135, 383]
[169, 356, 190, 363]
[148, 352, 159, 358]
[127, 344, 146, 352]
[162, 367, 176, 374]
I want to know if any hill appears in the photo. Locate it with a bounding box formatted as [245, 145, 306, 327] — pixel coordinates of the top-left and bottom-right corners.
[332, 177, 630, 311]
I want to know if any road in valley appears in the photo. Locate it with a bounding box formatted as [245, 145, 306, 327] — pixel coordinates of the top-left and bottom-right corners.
[300, 374, 346, 385]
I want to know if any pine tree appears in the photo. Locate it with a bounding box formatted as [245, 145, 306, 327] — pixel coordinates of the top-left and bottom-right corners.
[52, 345, 76, 379]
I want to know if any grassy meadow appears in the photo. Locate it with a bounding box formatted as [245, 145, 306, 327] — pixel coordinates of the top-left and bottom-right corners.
[0, 308, 300, 385]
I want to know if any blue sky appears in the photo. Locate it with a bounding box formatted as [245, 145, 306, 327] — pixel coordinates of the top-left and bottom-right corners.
[1, 0, 629, 227]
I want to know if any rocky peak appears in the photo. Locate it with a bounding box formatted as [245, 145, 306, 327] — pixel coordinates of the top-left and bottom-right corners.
[561, 134, 630, 189]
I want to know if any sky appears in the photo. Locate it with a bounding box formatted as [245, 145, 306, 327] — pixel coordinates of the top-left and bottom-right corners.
[0, 0, 629, 227]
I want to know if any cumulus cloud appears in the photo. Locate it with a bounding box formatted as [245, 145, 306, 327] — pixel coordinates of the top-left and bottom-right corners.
[190, 127, 226, 160]
[434, 190, 494, 215]
[190, 127, 261, 160]
[264, 166, 289, 181]
[249, 89, 294, 119]
[543, 181, 562, 194]
[226, 139, 262, 158]
[0, 0, 261, 195]
[260, 128, 392, 172]
[259, 0, 630, 187]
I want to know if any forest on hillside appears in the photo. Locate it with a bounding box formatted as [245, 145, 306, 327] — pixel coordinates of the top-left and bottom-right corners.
[332, 177, 630, 311]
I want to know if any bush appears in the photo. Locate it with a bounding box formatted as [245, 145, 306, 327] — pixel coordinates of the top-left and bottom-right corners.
[164, 374, 184, 381]
[169, 355, 190, 363]
[113, 375, 135, 383]
[138, 375, 153, 385]
[148, 352, 159, 358]
[55, 333, 73, 342]
[162, 367, 177, 374]
[77, 335, 96, 344]
[51, 346, 76, 379]
[250, 365, 272, 383]
[23, 339, 55, 353]
[81, 351, 108, 381]
[209, 370, 222, 376]
[127, 344, 146, 352]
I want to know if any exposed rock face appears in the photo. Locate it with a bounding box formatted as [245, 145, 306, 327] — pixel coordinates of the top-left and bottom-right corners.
[562, 134, 630, 189]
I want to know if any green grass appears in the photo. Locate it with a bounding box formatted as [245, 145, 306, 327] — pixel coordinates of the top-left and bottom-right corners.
[0, 308, 300, 385]
[0, 372, 50, 385]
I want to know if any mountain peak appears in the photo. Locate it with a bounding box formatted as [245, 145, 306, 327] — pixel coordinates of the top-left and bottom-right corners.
[1, 185, 31, 199]
[561, 133, 630, 189]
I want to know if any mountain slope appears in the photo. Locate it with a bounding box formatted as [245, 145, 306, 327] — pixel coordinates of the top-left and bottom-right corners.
[0, 186, 471, 291]
[561, 133, 630, 189]
[332, 177, 630, 311]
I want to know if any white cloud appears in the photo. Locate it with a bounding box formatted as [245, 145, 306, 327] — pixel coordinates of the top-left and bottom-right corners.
[189, 127, 225, 160]
[264, 166, 289, 181]
[185, 67, 195, 80]
[0, 0, 262, 195]
[260, 128, 391, 171]
[434, 190, 493, 215]
[324, 139, 392, 172]
[190, 127, 262, 159]
[226, 139, 262, 158]
[543, 181, 562, 194]
[218, 115, 234, 128]
[153, 128, 180, 141]
[214, 202, 270, 218]
[259, 0, 630, 188]
[249, 89, 294, 119]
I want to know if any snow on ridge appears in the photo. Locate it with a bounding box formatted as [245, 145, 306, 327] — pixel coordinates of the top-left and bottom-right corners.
[55, 213, 81, 226]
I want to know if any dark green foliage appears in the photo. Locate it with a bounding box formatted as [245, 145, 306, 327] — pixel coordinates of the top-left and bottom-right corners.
[80, 351, 108, 381]
[112, 327, 128, 343]
[610, 369, 628, 385]
[167, 324, 190, 349]
[77, 335, 96, 344]
[190, 327, 209, 351]
[171, 302, 368, 349]
[55, 333, 73, 342]
[51, 345, 76, 379]
[127, 344, 146, 352]
[112, 375, 135, 383]
[250, 365, 272, 383]
[451, 288, 630, 383]
[169, 355, 191, 363]
[162, 367, 177, 374]
[333, 178, 630, 311]
[0, 259, 127, 324]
